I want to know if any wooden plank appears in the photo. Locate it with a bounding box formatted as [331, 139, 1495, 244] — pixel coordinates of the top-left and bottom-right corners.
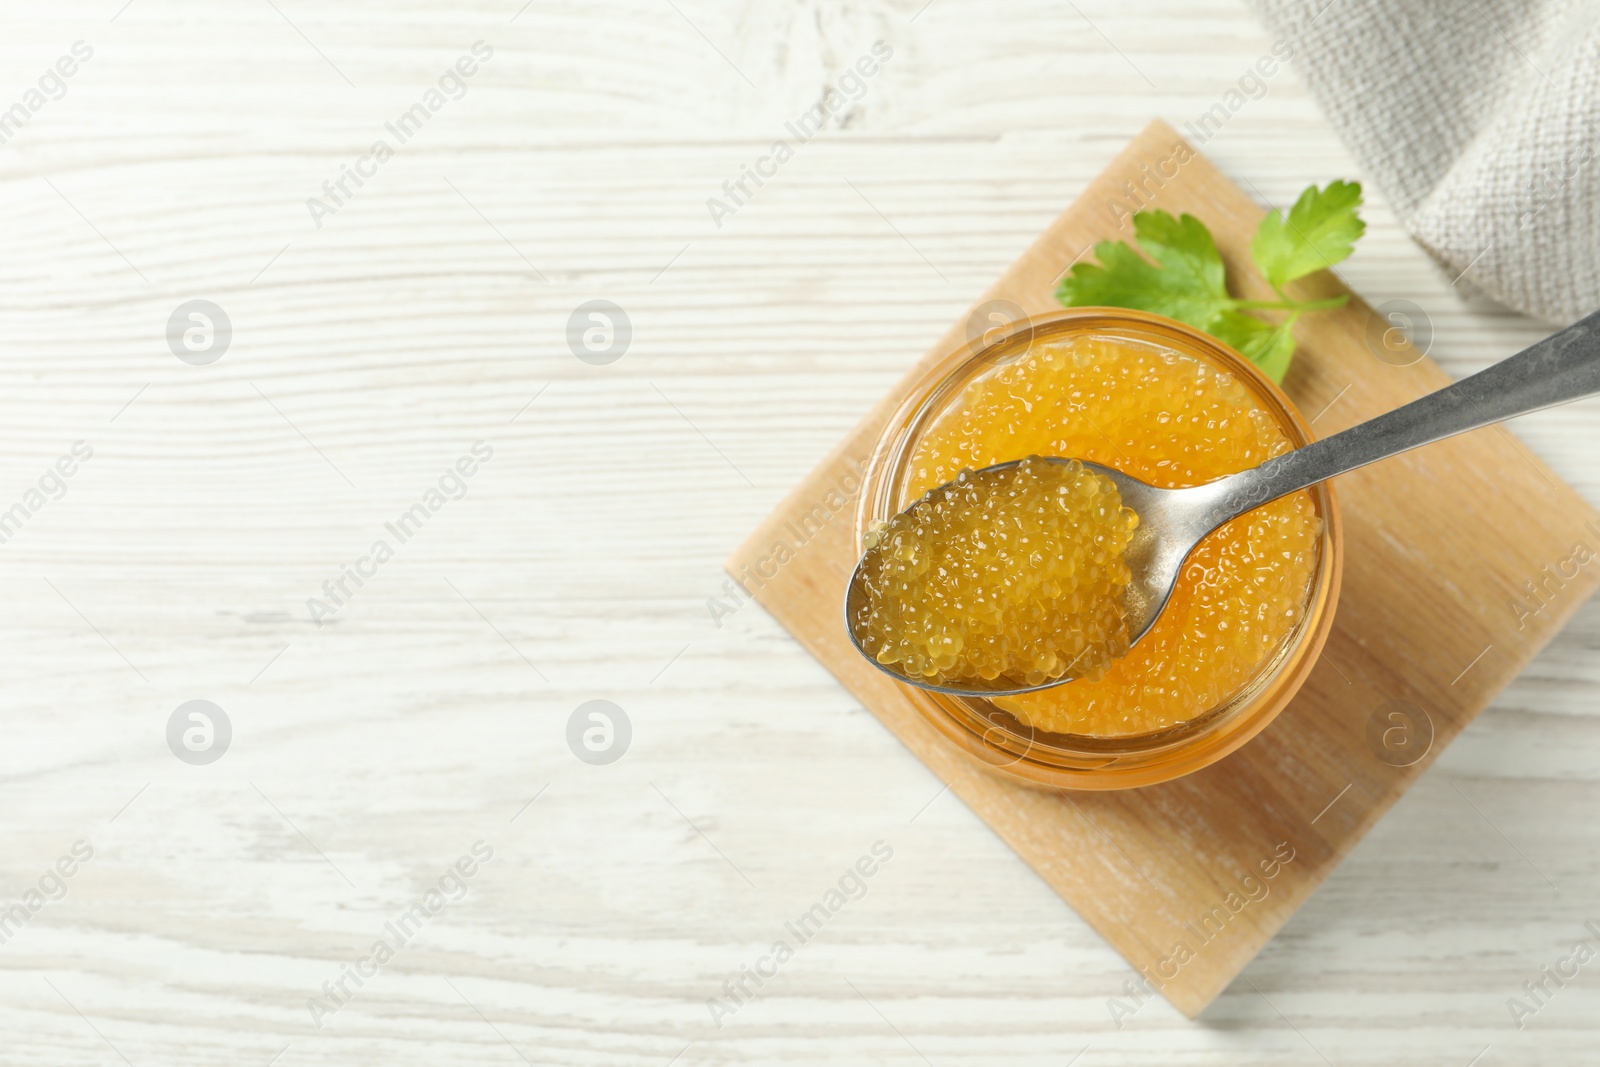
[727, 118, 1600, 1017]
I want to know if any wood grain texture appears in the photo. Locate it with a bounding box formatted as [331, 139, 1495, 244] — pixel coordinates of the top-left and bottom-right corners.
[727, 120, 1600, 1017]
[2, 0, 1598, 1064]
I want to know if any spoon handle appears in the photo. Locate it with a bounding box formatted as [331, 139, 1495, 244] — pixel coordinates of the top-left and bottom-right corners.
[1216, 308, 1600, 516]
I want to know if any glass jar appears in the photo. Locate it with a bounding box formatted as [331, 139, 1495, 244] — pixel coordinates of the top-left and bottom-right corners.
[853, 308, 1343, 790]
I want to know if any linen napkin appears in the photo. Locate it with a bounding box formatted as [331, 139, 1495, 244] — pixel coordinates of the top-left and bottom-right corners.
[1249, 0, 1600, 324]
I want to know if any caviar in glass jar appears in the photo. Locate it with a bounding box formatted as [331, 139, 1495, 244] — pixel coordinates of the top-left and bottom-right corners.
[903, 333, 1320, 737]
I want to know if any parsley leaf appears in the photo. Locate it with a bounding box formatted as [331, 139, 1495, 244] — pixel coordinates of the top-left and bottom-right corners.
[1210, 312, 1297, 384]
[1058, 210, 1233, 330]
[1056, 180, 1365, 384]
[1252, 180, 1365, 291]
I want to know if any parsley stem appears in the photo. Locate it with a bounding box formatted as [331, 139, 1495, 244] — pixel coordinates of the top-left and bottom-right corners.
[1227, 295, 1349, 313]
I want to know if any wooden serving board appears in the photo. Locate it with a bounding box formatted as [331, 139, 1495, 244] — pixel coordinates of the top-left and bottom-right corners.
[726, 120, 1600, 1017]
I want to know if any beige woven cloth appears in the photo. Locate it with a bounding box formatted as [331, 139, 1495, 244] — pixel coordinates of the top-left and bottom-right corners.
[1248, 0, 1600, 324]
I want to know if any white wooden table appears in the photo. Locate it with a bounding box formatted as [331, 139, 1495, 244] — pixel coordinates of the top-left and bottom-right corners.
[2, 2, 1597, 1064]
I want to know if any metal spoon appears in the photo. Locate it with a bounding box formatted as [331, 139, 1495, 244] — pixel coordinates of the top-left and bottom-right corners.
[846, 308, 1600, 698]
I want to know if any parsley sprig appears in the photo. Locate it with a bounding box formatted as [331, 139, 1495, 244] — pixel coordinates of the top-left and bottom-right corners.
[1057, 181, 1365, 383]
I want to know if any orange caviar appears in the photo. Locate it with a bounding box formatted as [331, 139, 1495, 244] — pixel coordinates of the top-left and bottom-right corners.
[904, 334, 1320, 737]
[851, 457, 1138, 689]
